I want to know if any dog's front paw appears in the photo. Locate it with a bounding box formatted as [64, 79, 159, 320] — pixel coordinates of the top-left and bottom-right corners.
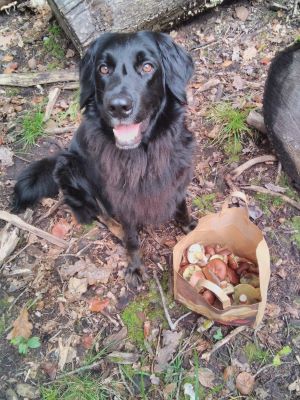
[181, 218, 197, 234]
[125, 260, 148, 289]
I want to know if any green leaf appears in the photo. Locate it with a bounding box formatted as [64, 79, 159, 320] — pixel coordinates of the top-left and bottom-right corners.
[28, 336, 41, 349]
[272, 354, 281, 367]
[278, 346, 292, 357]
[11, 336, 25, 346]
[18, 342, 28, 355]
[213, 328, 223, 341]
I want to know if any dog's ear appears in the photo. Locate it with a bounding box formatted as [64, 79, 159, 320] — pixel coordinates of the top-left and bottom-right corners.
[154, 33, 194, 104]
[79, 34, 112, 109]
[79, 40, 97, 109]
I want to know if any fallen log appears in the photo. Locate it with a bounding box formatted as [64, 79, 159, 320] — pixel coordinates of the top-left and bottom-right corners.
[0, 69, 78, 87]
[47, 0, 225, 54]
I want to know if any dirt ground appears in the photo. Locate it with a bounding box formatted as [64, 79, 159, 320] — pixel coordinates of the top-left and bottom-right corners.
[0, 0, 299, 399]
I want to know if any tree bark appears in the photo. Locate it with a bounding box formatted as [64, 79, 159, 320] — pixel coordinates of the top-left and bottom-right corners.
[47, 0, 225, 54]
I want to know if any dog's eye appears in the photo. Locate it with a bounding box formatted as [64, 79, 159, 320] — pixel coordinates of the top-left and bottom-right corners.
[99, 64, 109, 75]
[142, 63, 154, 73]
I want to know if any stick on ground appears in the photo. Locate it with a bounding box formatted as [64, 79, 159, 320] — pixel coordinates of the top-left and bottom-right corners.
[153, 270, 176, 331]
[202, 326, 247, 361]
[43, 87, 61, 122]
[231, 155, 277, 179]
[0, 210, 68, 248]
[241, 185, 300, 211]
[0, 69, 79, 87]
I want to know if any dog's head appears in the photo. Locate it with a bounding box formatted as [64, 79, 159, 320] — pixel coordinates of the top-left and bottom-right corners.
[80, 32, 193, 150]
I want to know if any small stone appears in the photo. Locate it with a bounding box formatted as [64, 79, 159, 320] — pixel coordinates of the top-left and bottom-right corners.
[16, 383, 39, 399]
[5, 388, 18, 400]
[28, 58, 37, 70]
[66, 48, 75, 58]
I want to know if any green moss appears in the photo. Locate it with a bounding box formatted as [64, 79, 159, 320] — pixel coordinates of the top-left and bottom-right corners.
[291, 216, 300, 249]
[47, 61, 63, 71]
[255, 193, 283, 216]
[6, 87, 20, 97]
[278, 174, 298, 200]
[121, 281, 167, 347]
[193, 193, 216, 214]
[244, 342, 269, 364]
[43, 23, 65, 60]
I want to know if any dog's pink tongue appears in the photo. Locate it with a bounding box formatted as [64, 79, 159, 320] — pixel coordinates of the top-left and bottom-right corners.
[113, 124, 141, 141]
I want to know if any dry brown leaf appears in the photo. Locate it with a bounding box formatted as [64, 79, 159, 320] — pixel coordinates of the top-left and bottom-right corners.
[198, 367, 215, 388]
[3, 62, 18, 74]
[235, 6, 249, 21]
[232, 75, 245, 91]
[144, 320, 151, 339]
[40, 362, 58, 380]
[236, 372, 255, 395]
[81, 335, 94, 349]
[163, 383, 177, 399]
[89, 297, 110, 312]
[103, 326, 128, 350]
[62, 259, 113, 285]
[68, 277, 88, 297]
[7, 308, 32, 340]
[51, 219, 71, 239]
[154, 330, 182, 372]
[243, 46, 257, 61]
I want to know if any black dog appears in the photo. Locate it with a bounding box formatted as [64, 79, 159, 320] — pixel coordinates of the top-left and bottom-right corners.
[13, 32, 196, 286]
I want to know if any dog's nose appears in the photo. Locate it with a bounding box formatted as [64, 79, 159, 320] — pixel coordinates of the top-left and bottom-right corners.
[108, 95, 133, 119]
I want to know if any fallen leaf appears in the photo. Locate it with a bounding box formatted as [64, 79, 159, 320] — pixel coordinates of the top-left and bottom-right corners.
[260, 57, 271, 65]
[154, 330, 182, 372]
[197, 78, 220, 93]
[163, 382, 177, 399]
[2, 54, 14, 62]
[289, 378, 300, 393]
[232, 75, 245, 91]
[51, 219, 71, 239]
[222, 59, 232, 68]
[58, 336, 73, 371]
[198, 367, 215, 388]
[235, 6, 249, 21]
[144, 320, 151, 339]
[243, 46, 257, 61]
[184, 383, 195, 400]
[0, 146, 14, 167]
[61, 259, 113, 285]
[103, 326, 127, 350]
[265, 303, 281, 318]
[7, 308, 32, 340]
[89, 297, 110, 312]
[81, 335, 94, 349]
[3, 62, 18, 74]
[205, 125, 220, 139]
[236, 372, 255, 395]
[248, 205, 263, 220]
[150, 374, 160, 385]
[223, 365, 237, 381]
[40, 362, 58, 380]
[68, 277, 88, 298]
[107, 351, 139, 364]
[232, 46, 240, 62]
[16, 383, 39, 399]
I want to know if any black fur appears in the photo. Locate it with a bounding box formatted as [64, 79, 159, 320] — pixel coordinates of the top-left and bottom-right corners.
[12, 32, 196, 286]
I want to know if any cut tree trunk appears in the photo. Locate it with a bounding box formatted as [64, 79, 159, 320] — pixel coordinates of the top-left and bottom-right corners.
[47, 0, 225, 54]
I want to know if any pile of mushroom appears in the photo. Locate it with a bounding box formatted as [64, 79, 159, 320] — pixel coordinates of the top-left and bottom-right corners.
[179, 243, 261, 307]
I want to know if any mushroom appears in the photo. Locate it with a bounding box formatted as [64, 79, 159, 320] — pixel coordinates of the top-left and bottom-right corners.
[202, 290, 215, 305]
[189, 270, 206, 289]
[227, 267, 240, 285]
[182, 264, 202, 281]
[187, 243, 208, 266]
[207, 258, 227, 280]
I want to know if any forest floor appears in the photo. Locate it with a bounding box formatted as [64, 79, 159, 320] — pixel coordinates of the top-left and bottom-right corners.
[0, 0, 299, 399]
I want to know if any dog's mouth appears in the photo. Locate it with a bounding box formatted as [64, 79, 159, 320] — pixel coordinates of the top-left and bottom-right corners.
[113, 123, 142, 150]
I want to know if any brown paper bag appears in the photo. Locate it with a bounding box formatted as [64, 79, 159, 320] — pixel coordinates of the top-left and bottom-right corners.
[173, 192, 270, 327]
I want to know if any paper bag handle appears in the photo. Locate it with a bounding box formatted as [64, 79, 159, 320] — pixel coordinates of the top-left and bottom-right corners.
[196, 279, 231, 309]
[221, 191, 249, 217]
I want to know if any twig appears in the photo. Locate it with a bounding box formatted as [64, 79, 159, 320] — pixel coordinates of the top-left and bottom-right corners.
[246, 110, 267, 134]
[231, 155, 277, 179]
[44, 126, 77, 135]
[101, 310, 119, 327]
[275, 162, 282, 185]
[118, 365, 135, 397]
[153, 271, 176, 331]
[202, 326, 247, 361]
[36, 196, 64, 223]
[0, 69, 79, 87]
[0, 210, 68, 248]
[293, 0, 299, 17]
[241, 185, 300, 211]
[173, 312, 192, 329]
[43, 87, 61, 122]
[4, 242, 30, 266]
[44, 360, 103, 382]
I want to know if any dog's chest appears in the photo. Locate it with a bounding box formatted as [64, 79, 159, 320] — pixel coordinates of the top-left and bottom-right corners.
[96, 137, 192, 225]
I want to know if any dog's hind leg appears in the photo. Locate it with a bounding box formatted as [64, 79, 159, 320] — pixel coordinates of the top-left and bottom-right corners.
[54, 152, 102, 225]
[175, 198, 197, 233]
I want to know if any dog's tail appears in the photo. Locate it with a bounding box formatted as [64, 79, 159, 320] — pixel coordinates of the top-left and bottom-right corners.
[12, 156, 60, 213]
